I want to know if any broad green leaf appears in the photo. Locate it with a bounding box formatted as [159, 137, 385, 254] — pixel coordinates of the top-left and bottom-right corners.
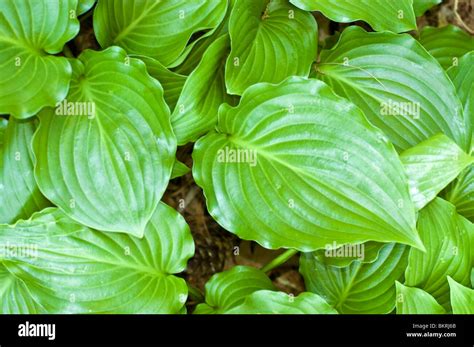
[226, 290, 338, 314]
[0, 0, 79, 119]
[225, 0, 317, 95]
[193, 76, 422, 251]
[77, 0, 96, 15]
[313, 241, 384, 267]
[395, 282, 446, 314]
[400, 134, 474, 210]
[300, 243, 409, 314]
[317, 26, 469, 152]
[471, 269, 473, 287]
[290, 0, 416, 33]
[419, 25, 474, 70]
[0, 118, 50, 224]
[448, 276, 474, 314]
[445, 165, 474, 221]
[448, 52, 474, 135]
[93, 0, 227, 67]
[171, 160, 190, 179]
[33, 47, 176, 237]
[194, 266, 275, 314]
[405, 198, 473, 309]
[172, 34, 233, 145]
[413, 0, 442, 16]
[135, 55, 186, 111]
[0, 204, 194, 313]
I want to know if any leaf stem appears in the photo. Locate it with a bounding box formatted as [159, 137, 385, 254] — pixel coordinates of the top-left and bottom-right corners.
[187, 284, 205, 303]
[261, 249, 299, 273]
[62, 44, 74, 58]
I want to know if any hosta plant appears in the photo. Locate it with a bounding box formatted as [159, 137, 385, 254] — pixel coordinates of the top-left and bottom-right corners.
[0, 0, 473, 315]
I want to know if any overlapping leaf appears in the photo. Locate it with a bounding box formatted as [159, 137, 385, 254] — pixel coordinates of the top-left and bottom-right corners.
[33, 47, 176, 237]
[300, 243, 409, 314]
[77, 0, 96, 15]
[395, 282, 446, 314]
[226, 290, 337, 314]
[0, 0, 79, 119]
[419, 25, 474, 70]
[0, 204, 194, 313]
[171, 34, 234, 145]
[413, 0, 442, 16]
[448, 277, 474, 314]
[400, 134, 474, 210]
[290, 0, 416, 33]
[317, 26, 469, 152]
[194, 266, 275, 314]
[313, 241, 384, 267]
[0, 118, 50, 224]
[225, 0, 317, 95]
[93, 0, 227, 67]
[193, 77, 422, 251]
[405, 198, 473, 309]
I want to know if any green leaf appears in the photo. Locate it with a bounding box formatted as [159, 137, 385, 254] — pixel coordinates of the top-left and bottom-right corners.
[300, 243, 409, 314]
[226, 290, 338, 314]
[313, 241, 384, 267]
[445, 165, 474, 221]
[77, 0, 96, 15]
[33, 47, 176, 237]
[0, 118, 50, 224]
[418, 25, 474, 70]
[471, 269, 474, 287]
[134, 55, 186, 111]
[194, 265, 275, 314]
[225, 0, 317, 95]
[395, 282, 446, 314]
[0, 0, 79, 119]
[405, 198, 473, 309]
[193, 76, 422, 251]
[0, 204, 194, 313]
[172, 34, 233, 145]
[290, 0, 416, 33]
[93, 0, 228, 67]
[413, 0, 442, 16]
[448, 52, 474, 136]
[171, 160, 190, 179]
[317, 26, 469, 152]
[448, 276, 474, 314]
[400, 134, 474, 210]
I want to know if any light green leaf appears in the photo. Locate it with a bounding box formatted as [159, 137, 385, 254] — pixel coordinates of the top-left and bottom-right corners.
[0, 118, 50, 224]
[395, 282, 446, 314]
[290, 0, 416, 33]
[33, 47, 176, 237]
[300, 243, 409, 314]
[193, 76, 422, 251]
[313, 241, 384, 267]
[418, 25, 474, 70]
[448, 52, 474, 136]
[400, 134, 474, 210]
[194, 266, 275, 314]
[448, 276, 474, 314]
[0, 0, 79, 119]
[172, 34, 233, 145]
[226, 290, 338, 314]
[171, 160, 190, 179]
[225, 0, 317, 95]
[405, 198, 473, 309]
[317, 26, 469, 152]
[77, 0, 96, 15]
[445, 165, 474, 221]
[0, 204, 194, 313]
[134, 55, 186, 111]
[413, 0, 442, 16]
[471, 269, 473, 287]
[93, 0, 227, 67]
